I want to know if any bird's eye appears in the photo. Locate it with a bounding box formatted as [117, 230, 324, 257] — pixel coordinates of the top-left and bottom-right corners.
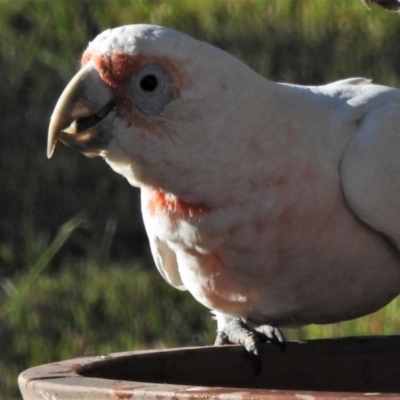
[140, 75, 158, 92]
[131, 63, 173, 115]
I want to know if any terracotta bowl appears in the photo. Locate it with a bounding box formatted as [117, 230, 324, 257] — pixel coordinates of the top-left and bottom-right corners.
[18, 336, 400, 399]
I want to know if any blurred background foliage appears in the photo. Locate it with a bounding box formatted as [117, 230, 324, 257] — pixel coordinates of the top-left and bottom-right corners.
[1, 0, 400, 398]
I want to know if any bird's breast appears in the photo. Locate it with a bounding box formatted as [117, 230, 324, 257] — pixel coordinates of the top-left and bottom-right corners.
[142, 172, 400, 326]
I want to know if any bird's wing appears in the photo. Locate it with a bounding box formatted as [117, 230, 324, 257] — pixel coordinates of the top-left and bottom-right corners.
[340, 83, 400, 248]
[148, 234, 186, 291]
[141, 191, 186, 290]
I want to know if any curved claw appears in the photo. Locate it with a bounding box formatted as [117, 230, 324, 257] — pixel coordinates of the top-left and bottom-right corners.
[255, 325, 286, 352]
[214, 319, 286, 375]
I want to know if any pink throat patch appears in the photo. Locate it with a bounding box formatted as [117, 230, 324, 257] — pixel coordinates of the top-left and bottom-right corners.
[147, 190, 209, 219]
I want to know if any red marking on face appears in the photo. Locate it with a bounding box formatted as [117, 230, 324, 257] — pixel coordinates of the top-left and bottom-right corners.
[81, 50, 189, 126]
[147, 190, 209, 219]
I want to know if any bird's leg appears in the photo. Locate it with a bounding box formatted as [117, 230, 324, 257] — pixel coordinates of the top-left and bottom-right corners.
[214, 318, 286, 374]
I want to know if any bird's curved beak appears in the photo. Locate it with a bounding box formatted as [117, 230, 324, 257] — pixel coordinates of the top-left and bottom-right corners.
[47, 62, 115, 158]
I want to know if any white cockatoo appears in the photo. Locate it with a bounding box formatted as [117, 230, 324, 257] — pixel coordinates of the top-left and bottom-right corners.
[48, 24, 400, 363]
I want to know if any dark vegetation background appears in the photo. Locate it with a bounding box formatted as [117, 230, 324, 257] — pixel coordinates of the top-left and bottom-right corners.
[1, 1, 400, 398]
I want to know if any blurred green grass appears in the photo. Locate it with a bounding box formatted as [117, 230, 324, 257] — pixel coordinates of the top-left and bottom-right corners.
[2, 1, 400, 399]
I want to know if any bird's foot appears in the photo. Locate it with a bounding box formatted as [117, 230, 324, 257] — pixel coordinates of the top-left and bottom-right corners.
[214, 318, 286, 374]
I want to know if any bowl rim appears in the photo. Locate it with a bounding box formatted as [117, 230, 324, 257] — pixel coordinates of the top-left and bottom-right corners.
[18, 337, 400, 399]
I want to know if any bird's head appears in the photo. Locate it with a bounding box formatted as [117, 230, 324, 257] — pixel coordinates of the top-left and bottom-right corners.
[48, 24, 270, 203]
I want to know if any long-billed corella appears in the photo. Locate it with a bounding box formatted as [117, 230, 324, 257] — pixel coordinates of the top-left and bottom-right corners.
[48, 24, 400, 369]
